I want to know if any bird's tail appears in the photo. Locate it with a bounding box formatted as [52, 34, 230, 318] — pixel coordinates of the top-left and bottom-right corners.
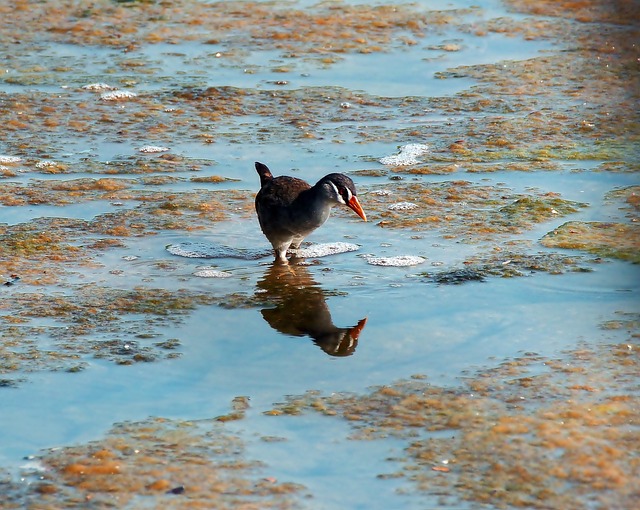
[255, 162, 273, 187]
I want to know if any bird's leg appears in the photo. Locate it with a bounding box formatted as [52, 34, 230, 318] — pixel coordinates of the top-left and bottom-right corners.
[272, 250, 298, 275]
[288, 236, 305, 258]
[290, 239, 303, 250]
[274, 249, 289, 264]
[273, 241, 292, 264]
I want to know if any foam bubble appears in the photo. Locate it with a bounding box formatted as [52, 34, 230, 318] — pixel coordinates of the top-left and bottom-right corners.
[82, 83, 115, 91]
[294, 242, 360, 258]
[100, 90, 138, 101]
[167, 242, 360, 261]
[369, 189, 392, 196]
[35, 160, 57, 168]
[379, 143, 429, 166]
[138, 146, 170, 153]
[388, 202, 418, 211]
[166, 242, 269, 260]
[0, 155, 22, 163]
[193, 268, 233, 278]
[366, 255, 426, 267]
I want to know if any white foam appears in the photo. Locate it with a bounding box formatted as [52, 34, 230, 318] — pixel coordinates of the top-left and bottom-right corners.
[294, 242, 360, 258]
[166, 242, 269, 260]
[366, 255, 426, 267]
[138, 146, 170, 153]
[388, 202, 418, 211]
[82, 83, 115, 91]
[193, 268, 233, 278]
[0, 155, 22, 163]
[167, 242, 359, 260]
[379, 143, 429, 166]
[100, 90, 137, 101]
[20, 459, 47, 473]
[369, 189, 392, 196]
[35, 160, 57, 168]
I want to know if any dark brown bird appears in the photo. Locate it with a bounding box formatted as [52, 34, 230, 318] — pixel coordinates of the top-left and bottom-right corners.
[255, 162, 367, 263]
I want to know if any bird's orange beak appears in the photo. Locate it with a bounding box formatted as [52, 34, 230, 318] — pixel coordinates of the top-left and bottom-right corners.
[348, 196, 367, 222]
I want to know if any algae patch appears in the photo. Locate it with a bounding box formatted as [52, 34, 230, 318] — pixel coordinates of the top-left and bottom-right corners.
[422, 250, 594, 284]
[264, 337, 640, 510]
[0, 286, 218, 378]
[541, 221, 640, 263]
[365, 181, 587, 241]
[3, 319, 638, 509]
[3, 416, 305, 509]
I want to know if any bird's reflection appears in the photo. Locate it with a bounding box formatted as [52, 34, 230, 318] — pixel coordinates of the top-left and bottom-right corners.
[256, 263, 367, 356]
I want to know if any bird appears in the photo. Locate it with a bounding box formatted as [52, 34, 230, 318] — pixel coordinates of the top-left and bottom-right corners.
[254, 161, 367, 263]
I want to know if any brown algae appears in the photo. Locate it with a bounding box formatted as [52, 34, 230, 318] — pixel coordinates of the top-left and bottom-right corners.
[264, 339, 640, 510]
[2, 416, 305, 509]
[4, 328, 637, 509]
[0, 0, 638, 508]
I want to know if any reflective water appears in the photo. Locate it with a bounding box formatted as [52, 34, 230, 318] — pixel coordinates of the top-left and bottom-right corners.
[1, 0, 638, 508]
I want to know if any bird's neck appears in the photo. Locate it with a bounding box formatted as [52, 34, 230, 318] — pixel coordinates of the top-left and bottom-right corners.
[293, 185, 334, 228]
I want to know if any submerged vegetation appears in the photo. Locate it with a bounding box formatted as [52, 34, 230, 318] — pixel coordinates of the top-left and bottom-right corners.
[1, 416, 306, 509]
[0, 0, 638, 508]
[541, 221, 640, 263]
[2, 336, 636, 509]
[264, 335, 639, 510]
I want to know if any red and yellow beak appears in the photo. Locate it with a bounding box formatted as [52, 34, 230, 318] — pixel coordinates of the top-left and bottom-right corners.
[348, 196, 367, 222]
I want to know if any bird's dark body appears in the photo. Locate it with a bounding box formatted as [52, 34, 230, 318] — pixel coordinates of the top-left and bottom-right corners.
[256, 176, 329, 241]
[254, 162, 366, 263]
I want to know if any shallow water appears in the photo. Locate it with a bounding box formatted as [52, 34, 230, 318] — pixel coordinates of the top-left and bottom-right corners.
[1, 0, 638, 508]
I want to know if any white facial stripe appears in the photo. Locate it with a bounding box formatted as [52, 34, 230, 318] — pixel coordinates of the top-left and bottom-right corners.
[328, 180, 346, 204]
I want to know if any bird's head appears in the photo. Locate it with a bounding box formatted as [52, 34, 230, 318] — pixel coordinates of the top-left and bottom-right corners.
[319, 173, 367, 221]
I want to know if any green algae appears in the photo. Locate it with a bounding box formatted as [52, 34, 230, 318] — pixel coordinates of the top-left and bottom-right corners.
[0, 0, 635, 390]
[0, 286, 216, 376]
[1, 279, 291, 380]
[3, 336, 638, 508]
[600, 311, 640, 333]
[1, 0, 457, 53]
[6, 324, 636, 508]
[365, 181, 587, 241]
[499, 196, 587, 224]
[0, 226, 82, 258]
[0, 185, 253, 285]
[0, 0, 637, 170]
[422, 251, 594, 284]
[605, 185, 640, 222]
[541, 221, 640, 263]
[596, 162, 640, 174]
[0, 178, 248, 211]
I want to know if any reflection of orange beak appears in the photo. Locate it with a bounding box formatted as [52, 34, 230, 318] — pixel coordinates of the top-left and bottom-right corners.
[348, 196, 367, 222]
[349, 317, 368, 341]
